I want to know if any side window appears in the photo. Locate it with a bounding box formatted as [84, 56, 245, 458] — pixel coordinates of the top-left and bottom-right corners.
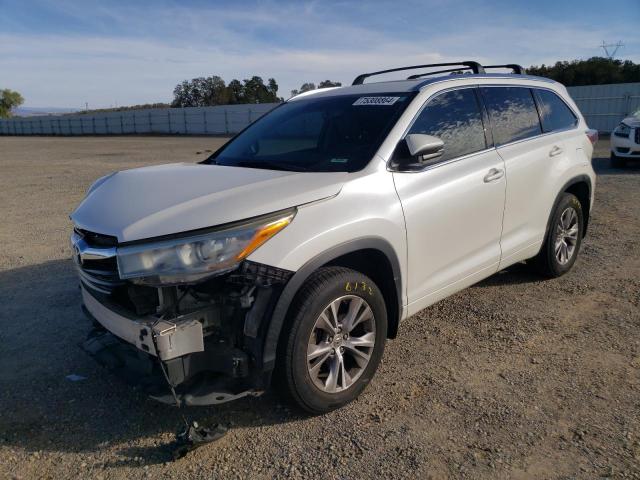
[480, 87, 542, 145]
[407, 88, 486, 163]
[535, 89, 578, 133]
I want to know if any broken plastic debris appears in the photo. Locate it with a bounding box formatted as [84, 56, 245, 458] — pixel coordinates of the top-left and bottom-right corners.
[65, 374, 87, 382]
[171, 421, 228, 460]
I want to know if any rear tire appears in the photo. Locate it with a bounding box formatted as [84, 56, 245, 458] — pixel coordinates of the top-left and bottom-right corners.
[531, 193, 583, 278]
[611, 152, 626, 168]
[276, 267, 387, 414]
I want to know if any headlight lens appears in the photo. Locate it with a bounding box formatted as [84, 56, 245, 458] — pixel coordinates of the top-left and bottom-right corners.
[117, 210, 295, 285]
[614, 123, 631, 138]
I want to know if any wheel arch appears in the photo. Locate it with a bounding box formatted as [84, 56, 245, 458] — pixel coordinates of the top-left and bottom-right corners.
[546, 175, 593, 240]
[262, 237, 403, 371]
[563, 176, 592, 237]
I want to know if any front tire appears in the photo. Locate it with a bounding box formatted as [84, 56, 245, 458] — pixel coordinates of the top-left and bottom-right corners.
[276, 267, 387, 414]
[532, 193, 584, 278]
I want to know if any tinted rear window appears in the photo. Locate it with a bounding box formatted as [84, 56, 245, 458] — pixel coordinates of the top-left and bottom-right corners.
[481, 87, 542, 145]
[535, 89, 578, 133]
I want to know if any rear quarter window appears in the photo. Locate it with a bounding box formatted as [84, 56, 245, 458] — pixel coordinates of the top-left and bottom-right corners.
[480, 87, 542, 146]
[535, 89, 578, 133]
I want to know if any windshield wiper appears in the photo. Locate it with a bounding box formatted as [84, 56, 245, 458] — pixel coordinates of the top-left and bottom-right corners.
[235, 160, 310, 172]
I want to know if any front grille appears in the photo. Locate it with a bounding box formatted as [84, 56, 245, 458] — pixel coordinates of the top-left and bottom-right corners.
[72, 228, 123, 294]
[635, 128, 640, 145]
[74, 228, 118, 248]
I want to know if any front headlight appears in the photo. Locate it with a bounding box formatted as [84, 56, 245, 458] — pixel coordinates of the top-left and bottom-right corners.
[614, 123, 631, 138]
[117, 209, 295, 285]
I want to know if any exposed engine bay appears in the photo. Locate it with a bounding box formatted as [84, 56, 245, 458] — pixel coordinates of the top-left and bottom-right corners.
[78, 246, 293, 406]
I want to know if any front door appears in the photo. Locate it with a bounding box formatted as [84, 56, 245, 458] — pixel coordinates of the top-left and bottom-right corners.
[392, 87, 506, 315]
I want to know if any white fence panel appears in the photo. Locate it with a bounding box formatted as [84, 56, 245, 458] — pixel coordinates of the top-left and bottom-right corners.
[567, 82, 640, 133]
[0, 104, 278, 136]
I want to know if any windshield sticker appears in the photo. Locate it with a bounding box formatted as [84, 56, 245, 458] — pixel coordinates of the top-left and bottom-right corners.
[353, 96, 400, 106]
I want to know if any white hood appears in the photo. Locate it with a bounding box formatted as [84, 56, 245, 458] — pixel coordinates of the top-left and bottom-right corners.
[71, 163, 347, 242]
[622, 116, 640, 128]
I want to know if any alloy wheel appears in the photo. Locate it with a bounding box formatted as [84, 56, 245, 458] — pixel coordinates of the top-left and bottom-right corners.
[306, 295, 376, 393]
[555, 207, 579, 265]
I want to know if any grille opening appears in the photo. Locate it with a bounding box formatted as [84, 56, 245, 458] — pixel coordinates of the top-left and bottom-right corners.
[75, 228, 118, 248]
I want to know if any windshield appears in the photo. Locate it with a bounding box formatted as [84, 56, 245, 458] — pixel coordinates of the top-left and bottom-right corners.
[206, 93, 415, 172]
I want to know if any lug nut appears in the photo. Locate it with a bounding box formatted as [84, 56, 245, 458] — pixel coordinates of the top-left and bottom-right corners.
[343, 334, 348, 340]
[331, 348, 336, 354]
[328, 336, 333, 342]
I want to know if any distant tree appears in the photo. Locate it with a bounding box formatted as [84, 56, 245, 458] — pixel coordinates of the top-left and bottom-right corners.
[171, 79, 198, 107]
[172, 75, 280, 106]
[318, 80, 342, 88]
[291, 80, 341, 96]
[291, 82, 316, 96]
[73, 103, 171, 115]
[527, 57, 640, 86]
[241, 76, 280, 103]
[226, 79, 244, 104]
[0, 89, 24, 118]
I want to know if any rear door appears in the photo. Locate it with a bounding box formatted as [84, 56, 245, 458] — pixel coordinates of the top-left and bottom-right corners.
[479, 86, 571, 268]
[392, 87, 506, 314]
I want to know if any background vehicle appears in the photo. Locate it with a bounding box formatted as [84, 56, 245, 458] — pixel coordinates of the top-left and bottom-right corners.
[610, 110, 640, 167]
[71, 62, 596, 414]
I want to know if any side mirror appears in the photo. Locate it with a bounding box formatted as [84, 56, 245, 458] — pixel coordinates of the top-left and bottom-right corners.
[404, 134, 444, 162]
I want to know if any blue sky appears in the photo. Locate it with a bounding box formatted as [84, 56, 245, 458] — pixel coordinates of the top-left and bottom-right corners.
[1, 0, 638, 108]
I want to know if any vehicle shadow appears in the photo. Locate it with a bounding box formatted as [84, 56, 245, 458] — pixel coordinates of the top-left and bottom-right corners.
[473, 262, 542, 288]
[0, 260, 306, 466]
[592, 155, 640, 176]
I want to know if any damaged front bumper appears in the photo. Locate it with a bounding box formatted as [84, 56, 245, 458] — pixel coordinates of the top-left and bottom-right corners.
[77, 254, 293, 406]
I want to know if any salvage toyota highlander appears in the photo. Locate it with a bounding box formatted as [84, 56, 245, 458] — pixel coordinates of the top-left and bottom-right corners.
[71, 62, 597, 413]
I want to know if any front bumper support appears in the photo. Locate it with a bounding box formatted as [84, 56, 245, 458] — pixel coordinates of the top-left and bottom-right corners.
[82, 287, 204, 361]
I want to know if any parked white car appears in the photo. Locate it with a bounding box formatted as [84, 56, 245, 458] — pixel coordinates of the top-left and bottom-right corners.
[610, 110, 640, 167]
[71, 62, 597, 414]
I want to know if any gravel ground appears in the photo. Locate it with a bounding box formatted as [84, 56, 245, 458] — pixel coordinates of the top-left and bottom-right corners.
[0, 136, 638, 479]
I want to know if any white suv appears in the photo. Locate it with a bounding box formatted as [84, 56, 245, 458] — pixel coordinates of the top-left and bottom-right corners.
[610, 109, 640, 167]
[71, 62, 597, 414]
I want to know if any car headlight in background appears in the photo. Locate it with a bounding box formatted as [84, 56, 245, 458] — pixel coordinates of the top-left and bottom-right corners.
[613, 122, 631, 138]
[117, 209, 295, 285]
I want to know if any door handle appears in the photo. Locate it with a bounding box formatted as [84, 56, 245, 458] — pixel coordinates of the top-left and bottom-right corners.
[549, 145, 563, 157]
[483, 168, 504, 183]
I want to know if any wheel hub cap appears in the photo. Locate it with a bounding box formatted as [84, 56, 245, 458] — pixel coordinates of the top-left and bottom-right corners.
[307, 295, 376, 394]
[555, 207, 579, 265]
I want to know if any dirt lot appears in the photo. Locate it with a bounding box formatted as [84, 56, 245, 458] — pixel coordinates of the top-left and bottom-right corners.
[0, 136, 638, 479]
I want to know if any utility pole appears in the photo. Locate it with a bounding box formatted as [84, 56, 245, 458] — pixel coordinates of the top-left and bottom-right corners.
[599, 41, 624, 59]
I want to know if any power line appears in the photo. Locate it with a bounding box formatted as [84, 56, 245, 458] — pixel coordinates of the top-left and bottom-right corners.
[599, 41, 624, 59]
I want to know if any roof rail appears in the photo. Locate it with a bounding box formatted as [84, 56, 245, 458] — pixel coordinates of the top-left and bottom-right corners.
[482, 64, 525, 74]
[352, 61, 485, 85]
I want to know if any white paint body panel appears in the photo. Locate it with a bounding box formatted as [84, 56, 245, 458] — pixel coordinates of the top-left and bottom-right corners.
[393, 148, 506, 307]
[71, 163, 347, 242]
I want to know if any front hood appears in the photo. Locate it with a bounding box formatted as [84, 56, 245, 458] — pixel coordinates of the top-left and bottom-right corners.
[71, 163, 347, 242]
[622, 116, 640, 128]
